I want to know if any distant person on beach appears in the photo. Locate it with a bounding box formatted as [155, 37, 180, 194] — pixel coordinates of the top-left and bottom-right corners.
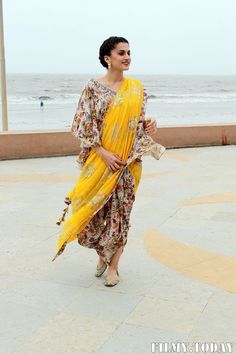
[52, 36, 166, 287]
[40, 100, 44, 110]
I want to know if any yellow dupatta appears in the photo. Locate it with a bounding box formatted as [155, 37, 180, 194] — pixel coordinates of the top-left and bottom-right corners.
[52, 77, 144, 261]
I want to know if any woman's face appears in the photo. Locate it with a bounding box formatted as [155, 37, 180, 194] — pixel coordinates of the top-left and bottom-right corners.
[105, 42, 131, 71]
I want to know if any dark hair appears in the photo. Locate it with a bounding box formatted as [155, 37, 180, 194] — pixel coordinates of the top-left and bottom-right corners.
[99, 36, 129, 68]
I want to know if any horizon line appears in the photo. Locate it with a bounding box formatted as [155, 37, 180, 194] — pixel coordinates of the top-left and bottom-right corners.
[7, 72, 236, 76]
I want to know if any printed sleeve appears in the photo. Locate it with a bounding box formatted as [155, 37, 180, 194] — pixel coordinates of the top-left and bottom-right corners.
[136, 88, 148, 139]
[135, 87, 166, 160]
[71, 83, 101, 148]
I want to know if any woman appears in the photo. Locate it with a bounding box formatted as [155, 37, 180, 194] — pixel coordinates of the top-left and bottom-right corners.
[52, 36, 165, 287]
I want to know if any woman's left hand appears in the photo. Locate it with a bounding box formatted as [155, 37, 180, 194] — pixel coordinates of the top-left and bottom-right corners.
[144, 118, 158, 136]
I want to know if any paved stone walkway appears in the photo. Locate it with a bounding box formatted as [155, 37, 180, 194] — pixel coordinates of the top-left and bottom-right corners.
[0, 145, 236, 354]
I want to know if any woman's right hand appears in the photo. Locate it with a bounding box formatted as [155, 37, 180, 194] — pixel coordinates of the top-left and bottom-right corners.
[93, 145, 126, 172]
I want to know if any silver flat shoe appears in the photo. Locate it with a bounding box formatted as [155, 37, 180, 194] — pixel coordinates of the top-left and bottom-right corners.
[95, 262, 107, 277]
[104, 270, 119, 287]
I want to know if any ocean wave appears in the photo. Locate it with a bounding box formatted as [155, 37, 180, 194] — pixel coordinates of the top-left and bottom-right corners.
[8, 94, 78, 105]
[38, 96, 53, 100]
[148, 92, 236, 103]
[8, 91, 236, 105]
[60, 82, 73, 88]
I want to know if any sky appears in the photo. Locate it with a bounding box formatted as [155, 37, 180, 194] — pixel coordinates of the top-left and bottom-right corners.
[4, 0, 236, 75]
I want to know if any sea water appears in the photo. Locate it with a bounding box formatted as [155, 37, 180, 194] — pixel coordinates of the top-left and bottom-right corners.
[3, 73, 236, 131]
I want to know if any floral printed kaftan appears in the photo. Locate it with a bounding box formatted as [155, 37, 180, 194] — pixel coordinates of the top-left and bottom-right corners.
[71, 78, 159, 265]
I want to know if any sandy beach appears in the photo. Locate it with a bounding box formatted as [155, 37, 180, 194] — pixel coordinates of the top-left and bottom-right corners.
[6, 100, 236, 131]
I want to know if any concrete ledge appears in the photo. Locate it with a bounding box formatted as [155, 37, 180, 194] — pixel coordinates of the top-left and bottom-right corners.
[0, 123, 236, 160]
[0, 129, 81, 160]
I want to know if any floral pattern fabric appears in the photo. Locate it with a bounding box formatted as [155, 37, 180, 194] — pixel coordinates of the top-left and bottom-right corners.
[71, 78, 156, 265]
[77, 166, 135, 264]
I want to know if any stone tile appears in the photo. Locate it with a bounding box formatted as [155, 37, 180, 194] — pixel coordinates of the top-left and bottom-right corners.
[0, 238, 57, 279]
[0, 300, 58, 354]
[11, 312, 118, 354]
[158, 221, 236, 258]
[1, 224, 57, 259]
[98, 323, 188, 354]
[146, 269, 214, 302]
[38, 242, 99, 288]
[5, 279, 89, 312]
[0, 275, 32, 296]
[187, 290, 236, 342]
[64, 287, 143, 323]
[126, 294, 208, 334]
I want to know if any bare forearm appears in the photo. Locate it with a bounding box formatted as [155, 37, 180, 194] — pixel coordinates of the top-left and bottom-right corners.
[93, 144, 106, 157]
[93, 144, 126, 172]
